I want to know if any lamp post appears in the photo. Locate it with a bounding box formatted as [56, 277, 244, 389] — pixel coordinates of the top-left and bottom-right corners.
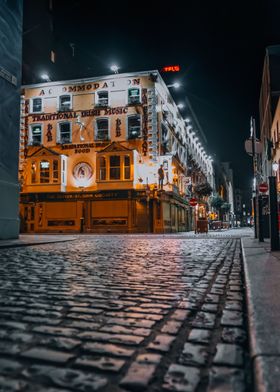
[269, 161, 279, 250]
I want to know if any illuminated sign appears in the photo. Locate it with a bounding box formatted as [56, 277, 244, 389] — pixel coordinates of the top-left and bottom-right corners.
[162, 65, 180, 72]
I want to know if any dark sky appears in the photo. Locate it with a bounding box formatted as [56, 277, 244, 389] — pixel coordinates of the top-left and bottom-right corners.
[22, 0, 280, 190]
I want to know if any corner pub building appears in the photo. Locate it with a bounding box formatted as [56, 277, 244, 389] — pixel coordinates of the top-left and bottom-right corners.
[19, 70, 213, 233]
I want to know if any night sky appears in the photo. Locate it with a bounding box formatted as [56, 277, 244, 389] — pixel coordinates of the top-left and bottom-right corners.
[22, 0, 280, 191]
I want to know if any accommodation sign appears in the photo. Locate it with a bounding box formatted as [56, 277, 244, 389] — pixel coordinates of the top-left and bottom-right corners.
[31, 107, 128, 122]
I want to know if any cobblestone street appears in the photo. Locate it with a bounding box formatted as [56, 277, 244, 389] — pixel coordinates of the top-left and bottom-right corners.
[0, 235, 251, 392]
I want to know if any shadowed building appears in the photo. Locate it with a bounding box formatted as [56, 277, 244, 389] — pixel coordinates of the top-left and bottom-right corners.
[0, 0, 23, 239]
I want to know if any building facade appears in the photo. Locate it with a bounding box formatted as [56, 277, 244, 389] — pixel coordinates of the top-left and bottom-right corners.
[19, 70, 213, 233]
[0, 0, 23, 239]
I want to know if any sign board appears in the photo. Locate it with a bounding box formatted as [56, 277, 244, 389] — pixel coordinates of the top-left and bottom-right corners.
[259, 182, 268, 193]
[189, 198, 198, 207]
[244, 138, 263, 155]
[162, 65, 180, 72]
[0, 66, 17, 86]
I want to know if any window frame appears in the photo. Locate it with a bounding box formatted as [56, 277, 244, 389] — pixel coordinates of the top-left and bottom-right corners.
[127, 114, 142, 140]
[95, 117, 110, 141]
[30, 97, 43, 113]
[29, 157, 65, 185]
[95, 90, 110, 107]
[57, 94, 72, 112]
[57, 121, 72, 144]
[127, 87, 141, 105]
[29, 123, 43, 146]
[97, 153, 133, 182]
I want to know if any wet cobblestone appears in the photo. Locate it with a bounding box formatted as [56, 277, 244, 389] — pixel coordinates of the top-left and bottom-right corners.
[0, 236, 251, 391]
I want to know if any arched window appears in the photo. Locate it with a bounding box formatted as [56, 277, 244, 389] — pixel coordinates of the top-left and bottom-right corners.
[124, 155, 131, 179]
[31, 161, 37, 183]
[40, 160, 50, 183]
[99, 156, 107, 180]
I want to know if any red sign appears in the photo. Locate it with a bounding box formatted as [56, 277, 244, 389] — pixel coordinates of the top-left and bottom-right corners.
[189, 198, 198, 207]
[162, 65, 180, 72]
[259, 182, 268, 193]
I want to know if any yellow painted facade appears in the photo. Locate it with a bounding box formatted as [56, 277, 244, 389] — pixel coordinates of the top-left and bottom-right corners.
[19, 71, 211, 233]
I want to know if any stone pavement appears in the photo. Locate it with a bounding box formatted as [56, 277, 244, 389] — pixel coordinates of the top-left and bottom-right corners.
[0, 232, 251, 391]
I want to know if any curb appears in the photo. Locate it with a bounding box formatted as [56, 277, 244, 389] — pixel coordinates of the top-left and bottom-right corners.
[241, 237, 280, 392]
[0, 237, 77, 249]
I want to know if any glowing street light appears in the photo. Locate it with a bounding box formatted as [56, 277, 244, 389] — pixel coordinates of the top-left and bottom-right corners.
[40, 73, 51, 81]
[167, 82, 181, 89]
[177, 103, 185, 109]
[110, 64, 119, 74]
[184, 117, 191, 123]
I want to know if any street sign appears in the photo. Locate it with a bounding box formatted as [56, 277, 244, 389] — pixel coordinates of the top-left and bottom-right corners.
[244, 138, 263, 155]
[189, 198, 198, 206]
[259, 182, 268, 193]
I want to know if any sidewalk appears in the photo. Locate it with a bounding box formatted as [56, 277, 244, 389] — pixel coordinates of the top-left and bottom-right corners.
[0, 234, 77, 248]
[242, 236, 280, 392]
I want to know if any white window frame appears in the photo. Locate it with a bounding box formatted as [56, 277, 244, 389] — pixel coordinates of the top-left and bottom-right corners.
[57, 121, 72, 144]
[57, 94, 72, 111]
[95, 90, 110, 107]
[127, 114, 142, 139]
[61, 155, 67, 186]
[29, 123, 43, 146]
[95, 117, 110, 141]
[127, 87, 141, 105]
[30, 97, 43, 113]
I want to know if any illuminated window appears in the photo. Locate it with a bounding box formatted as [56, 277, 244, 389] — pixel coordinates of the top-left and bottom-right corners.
[109, 155, 120, 180]
[95, 118, 109, 141]
[31, 161, 37, 183]
[40, 160, 50, 183]
[99, 156, 107, 180]
[58, 122, 71, 144]
[31, 98, 42, 113]
[127, 115, 141, 139]
[59, 95, 71, 111]
[53, 160, 59, 182]
[30, 124, 42, 145]
[128, 88, 140, 104]
[96, 90, 109, 106]
[124, 155, 131, 179]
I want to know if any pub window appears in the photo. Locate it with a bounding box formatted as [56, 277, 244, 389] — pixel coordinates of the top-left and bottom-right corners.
[62, 158, 66, 185]
[58, 122, 71, 144]
[109, 155, 121, 180]
[30, 124, 42, 145]
[40, 160, 50, 183]
[31, 161, 37, 183]
[53, 159, 59, 182]
[99, 156, 107, 180]
[59, 95, 72, 111]
[127, 115, 141, 139]
[124, 155, 131, 179]
[95, 118, 109, 141]
[96, 90, 109, 106]
[31, 97, 42, 113]
[128, 88, 141, 104]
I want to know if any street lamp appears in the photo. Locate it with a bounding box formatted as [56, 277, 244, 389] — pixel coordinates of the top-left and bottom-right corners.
[167, 82, 181, 89]
[110, 64, 119, 74]
[40, 73, 51, 82]
[177, 103, 185, 109]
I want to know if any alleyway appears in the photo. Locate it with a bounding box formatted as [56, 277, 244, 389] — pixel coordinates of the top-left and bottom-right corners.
[0, 232, 251, 391]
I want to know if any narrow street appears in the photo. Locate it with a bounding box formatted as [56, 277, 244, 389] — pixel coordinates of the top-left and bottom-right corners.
[0, 231, 251, 392]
